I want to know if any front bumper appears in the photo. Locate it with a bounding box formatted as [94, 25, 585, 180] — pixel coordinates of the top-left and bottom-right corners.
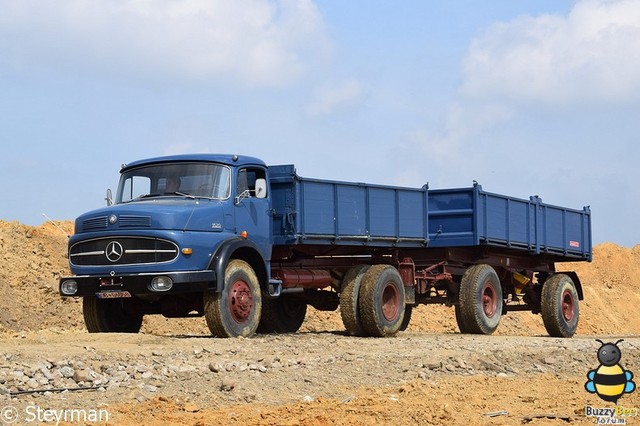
[59, 270, 216, 297]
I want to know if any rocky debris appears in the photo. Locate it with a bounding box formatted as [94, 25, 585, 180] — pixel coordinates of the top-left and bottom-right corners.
[0, 331, 635, 415]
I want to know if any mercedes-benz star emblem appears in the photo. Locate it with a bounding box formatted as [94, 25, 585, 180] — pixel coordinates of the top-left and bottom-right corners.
[105, 241, 124, 263]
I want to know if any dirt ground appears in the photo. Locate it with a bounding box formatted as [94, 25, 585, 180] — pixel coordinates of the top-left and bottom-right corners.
[0, 220, 639, 425]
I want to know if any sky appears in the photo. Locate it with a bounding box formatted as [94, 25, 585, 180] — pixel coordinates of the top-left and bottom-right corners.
[0, 0, 638, 247]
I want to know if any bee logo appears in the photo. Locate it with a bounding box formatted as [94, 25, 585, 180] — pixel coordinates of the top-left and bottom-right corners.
[585, 339, 636, 403]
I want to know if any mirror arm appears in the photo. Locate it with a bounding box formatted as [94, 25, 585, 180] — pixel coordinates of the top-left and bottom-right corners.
[234, 189, 251, 205]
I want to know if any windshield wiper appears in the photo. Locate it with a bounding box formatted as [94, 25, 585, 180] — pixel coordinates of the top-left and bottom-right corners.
[122, 191, 200, 204]
[166, 191, 196, 199]
[121, 193, 162, 203]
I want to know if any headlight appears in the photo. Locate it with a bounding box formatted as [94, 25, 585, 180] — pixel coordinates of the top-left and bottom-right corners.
[149, 276, 173, 292]
[60, 280, 78, 295]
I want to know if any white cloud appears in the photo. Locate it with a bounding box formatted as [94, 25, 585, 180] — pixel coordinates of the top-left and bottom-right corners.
[306, 79, 367, 117]
[0, 0, 329, 86]
[461, 0, 640, 105]
[394, 0, 640, 207]
[403, 0, 640, 173]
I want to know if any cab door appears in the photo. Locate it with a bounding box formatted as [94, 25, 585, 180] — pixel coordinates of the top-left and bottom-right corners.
[234, 167, 272, 260]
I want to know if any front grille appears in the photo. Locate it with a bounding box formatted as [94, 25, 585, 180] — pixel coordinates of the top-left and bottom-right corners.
[70, 237, 179, 266]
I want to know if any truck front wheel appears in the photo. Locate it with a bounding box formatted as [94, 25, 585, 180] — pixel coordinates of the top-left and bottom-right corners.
[83, 297, 143, 333]
[358, 265, 405, 337]
[204, 259, 262, 338]
[458, 264, 503, 335]
[541, 274, 579, 338]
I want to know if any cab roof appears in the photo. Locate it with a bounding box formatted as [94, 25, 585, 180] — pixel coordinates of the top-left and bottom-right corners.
[121, 154, 267, 172]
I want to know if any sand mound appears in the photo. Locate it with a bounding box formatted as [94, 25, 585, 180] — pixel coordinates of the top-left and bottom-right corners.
[0, 220, 637, 336]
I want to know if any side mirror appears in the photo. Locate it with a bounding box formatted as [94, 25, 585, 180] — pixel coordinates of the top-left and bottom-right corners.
[105, 189, 113, 206]
[255, 178, 267, 199]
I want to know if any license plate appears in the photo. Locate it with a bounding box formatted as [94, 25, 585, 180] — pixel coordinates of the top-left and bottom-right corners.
[96, 291, 132, 299]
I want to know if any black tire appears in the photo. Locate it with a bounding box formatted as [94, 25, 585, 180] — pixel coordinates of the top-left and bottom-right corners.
[358, 265, 405, 337]
[399, 305, 413, 331]
[339, 265, 370, 336]
[83, 296, 143, 333]
[458, 264, 503, 335]
[541, 274, 579, 338]
[454, 305, 471, 334]
[204, 259, 261, 338]
[259, 295, 307, 334]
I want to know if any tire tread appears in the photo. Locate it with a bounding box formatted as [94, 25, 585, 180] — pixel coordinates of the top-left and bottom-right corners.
[541, 273, 579, 338]
[339, 265, 370, 336]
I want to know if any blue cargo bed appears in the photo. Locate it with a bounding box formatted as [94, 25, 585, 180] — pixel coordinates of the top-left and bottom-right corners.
[428, 184, 591, 260]
[269, 166, 592, 261]
[269, 165, 429, 247]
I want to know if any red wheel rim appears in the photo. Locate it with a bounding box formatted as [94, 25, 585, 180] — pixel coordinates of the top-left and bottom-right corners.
[228, 279, 253, 324]
[561, 289, 575, 321]
[481, 281, 497, 317]
[381, 282, 400, 321]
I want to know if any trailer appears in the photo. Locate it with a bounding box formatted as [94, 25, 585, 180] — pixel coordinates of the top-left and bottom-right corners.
[59, 154, 592, 338]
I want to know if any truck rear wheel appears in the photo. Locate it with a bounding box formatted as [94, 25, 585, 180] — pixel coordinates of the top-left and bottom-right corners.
[358, 265, 405, 337]
[204, 259, 261, 338]
[541, 274, 579, 338]
[458, 264, 503, 335]
[83, 297, 143, 333]
[259, 295, 307, 333]
[339, 265, 370, 336]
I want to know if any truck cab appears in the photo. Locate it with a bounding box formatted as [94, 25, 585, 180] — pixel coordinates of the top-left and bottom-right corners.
[59, 154, 272, 337]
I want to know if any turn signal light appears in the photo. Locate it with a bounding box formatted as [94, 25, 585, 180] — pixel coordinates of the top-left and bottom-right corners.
[182, 248, 193, 255]
[240, 231, 248, 239]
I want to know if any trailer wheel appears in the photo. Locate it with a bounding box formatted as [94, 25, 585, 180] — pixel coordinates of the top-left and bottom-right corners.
[83, 297, 143, 333]
[454, 305, 471, 334]
[399, 305, 413, 331]
[458, 264, 503, 335]
[339, 265, 370, 336]
[204, 259, 261, 338]
[541, 274, 579, 338]
[259, 295, 307, 333]
[358, 265, 405, 337]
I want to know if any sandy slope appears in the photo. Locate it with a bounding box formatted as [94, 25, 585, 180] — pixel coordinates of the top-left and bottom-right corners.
[1, 219, 638, 337]
[0, 220, 638, 425]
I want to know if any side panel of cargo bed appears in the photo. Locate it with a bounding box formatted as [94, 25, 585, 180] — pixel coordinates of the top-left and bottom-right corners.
[269, 165, 429, 247]
[428, 184, 591, 260]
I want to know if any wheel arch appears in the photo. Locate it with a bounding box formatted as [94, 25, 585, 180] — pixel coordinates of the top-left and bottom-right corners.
[210, 237, 268, 293]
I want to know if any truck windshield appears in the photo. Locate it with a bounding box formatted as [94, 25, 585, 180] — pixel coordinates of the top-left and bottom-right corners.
[116, 162, 231, 203]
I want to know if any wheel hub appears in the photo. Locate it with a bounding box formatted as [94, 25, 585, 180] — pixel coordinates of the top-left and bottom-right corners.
[481, 281, 497, 318]
[228, 280, 253, 323]
[381, 282, 400, 321]
[561, 289, 575, 321]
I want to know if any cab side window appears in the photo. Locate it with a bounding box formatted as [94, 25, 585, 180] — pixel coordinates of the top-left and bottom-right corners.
[237, 168, 267, 196]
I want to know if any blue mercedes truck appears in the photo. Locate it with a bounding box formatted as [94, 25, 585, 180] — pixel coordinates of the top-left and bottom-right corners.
[59, 154, 592, 338]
